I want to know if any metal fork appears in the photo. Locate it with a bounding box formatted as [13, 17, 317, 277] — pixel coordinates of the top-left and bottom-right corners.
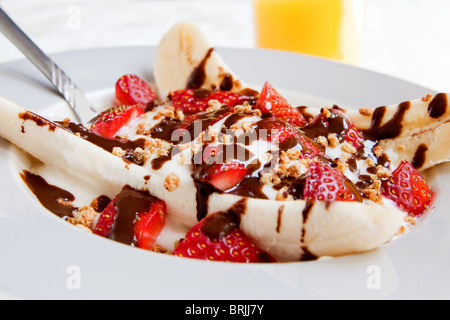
[0, 7, 98, 123]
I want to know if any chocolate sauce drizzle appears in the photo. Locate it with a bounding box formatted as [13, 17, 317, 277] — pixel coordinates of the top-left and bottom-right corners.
[428, 93, 447, 119]
[62, 122, 146, 154]
[412, 143, 428, 169]
[187, 48, 214, 90]
[362, 101, 410, 140]
[200, 199, 247, 241]
[20, 170, 76, 219]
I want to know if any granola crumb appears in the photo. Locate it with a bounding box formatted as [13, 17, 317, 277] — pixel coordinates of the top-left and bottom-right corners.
[233, 101, 253, 115]
[373, 145, 384, 157]
[285, 148, 302, 160]
[132, 147, 151, 165]
[422, 93, 433, 102]
[395, 226, 406, 236]
[61, 117, 71, 128]
[286, 162, 302, 178]
[152, 244, 171, 254]
[358, 107, 373, 117]
[365, 158, 376, 167]
[335, 160, 349, 173]
[57, 198, 73, 207]
[112, 147, 126, 158]
[164, 172, 180, 192]
[70, 206, 97, 229]
[363, 180, 383, 204]
[317, 135, 328, 148]
[153, 105, 176, 120]
[135, 122, 147, 135]
[376, 165, 391, 179]
[341, 142, 356, 154]
[404, 215, 416, 226]
[321, 108, 332, 118]
[327, 133, 339, 148]
[206, 99, 222, 112]
[241, 121, 253, 132]
[259, 173, 272, 185]
[397, 144, 406, 151]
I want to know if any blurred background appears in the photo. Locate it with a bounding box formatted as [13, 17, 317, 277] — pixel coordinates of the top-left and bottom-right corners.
[0, 0, 449, 92]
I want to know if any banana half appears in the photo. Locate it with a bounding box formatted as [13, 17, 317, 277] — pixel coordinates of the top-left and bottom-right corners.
[0, 22, 448, 262]
[154, 21, 251, 100]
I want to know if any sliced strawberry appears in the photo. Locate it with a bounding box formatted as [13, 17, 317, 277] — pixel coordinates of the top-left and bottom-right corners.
[256, 117, 323, 158]
[255, 81, 306, 127]
[381, 160, 433, 217]
[94, 198, 117, 238]
[173, 211, 276, 263]
[90, 104, 145, 138]
[134, 199, 166, 250]
[94, 186, 166, 250]
[198, 162, 249, 191]
[345, 123, 364, 148]
[170, 89, 248, 114]
[303, 161, 359, 202]
[334, 109, 364, 148]
[115, 74, 156, 106]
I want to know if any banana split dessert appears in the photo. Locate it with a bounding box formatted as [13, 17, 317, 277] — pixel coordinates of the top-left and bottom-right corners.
[0, 22, 449, 263]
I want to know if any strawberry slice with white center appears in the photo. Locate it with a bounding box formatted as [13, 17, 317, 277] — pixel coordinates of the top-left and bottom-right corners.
[94, 186, 166, 250]
[381, 160, 433, 217]
[255, 81, 306, 127]
[173, 211, 276, 263]
[303, 161, 360, 202]
[256, 117, 324, 158]
[134, 199, 166, 250]
[90, 104, 145, 138]
[198, 162, 249, 191]
[170, 89, 249, 114]
[115, 74, 156, 106]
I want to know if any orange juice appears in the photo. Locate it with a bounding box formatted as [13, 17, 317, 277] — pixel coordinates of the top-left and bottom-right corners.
[253, 0, 363, 64]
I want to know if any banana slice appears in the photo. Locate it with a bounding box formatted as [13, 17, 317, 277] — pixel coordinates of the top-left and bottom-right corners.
[154, 21, 251, 100]
[346, 93, 450, 171]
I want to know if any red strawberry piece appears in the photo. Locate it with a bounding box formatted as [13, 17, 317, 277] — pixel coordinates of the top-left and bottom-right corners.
[90, 104, 145, 138]
[381, 160, 433, 217]
[94, 187, 166, 250]
[133, 199, 166, 250]
[198, 162, 249, 191]
[303, 161, 359, 202]
[115, 74, 156, 106]
[345, 123, 364, 148]
[170, 89, 248, 114]
[173, 211, 276, 263]
[94, 198, 117, 238]
[257, 117, 324, 158]
[255, 81, 306, 127]
[332, 109, 364, 148]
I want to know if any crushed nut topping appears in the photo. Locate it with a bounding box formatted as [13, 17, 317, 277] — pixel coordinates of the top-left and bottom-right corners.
[164, 172, 180, 192]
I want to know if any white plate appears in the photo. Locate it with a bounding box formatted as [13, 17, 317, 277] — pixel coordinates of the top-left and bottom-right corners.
[0, 46, 449, 300]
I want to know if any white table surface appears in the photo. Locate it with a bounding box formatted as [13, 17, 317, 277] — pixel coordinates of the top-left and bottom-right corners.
[0, 0, 449, 93]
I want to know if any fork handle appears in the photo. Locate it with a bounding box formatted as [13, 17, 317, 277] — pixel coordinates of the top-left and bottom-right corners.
[0, 8, 96, 123]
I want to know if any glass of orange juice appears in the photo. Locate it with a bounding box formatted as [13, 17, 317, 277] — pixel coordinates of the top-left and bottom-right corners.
[253, 0, 364, 64]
